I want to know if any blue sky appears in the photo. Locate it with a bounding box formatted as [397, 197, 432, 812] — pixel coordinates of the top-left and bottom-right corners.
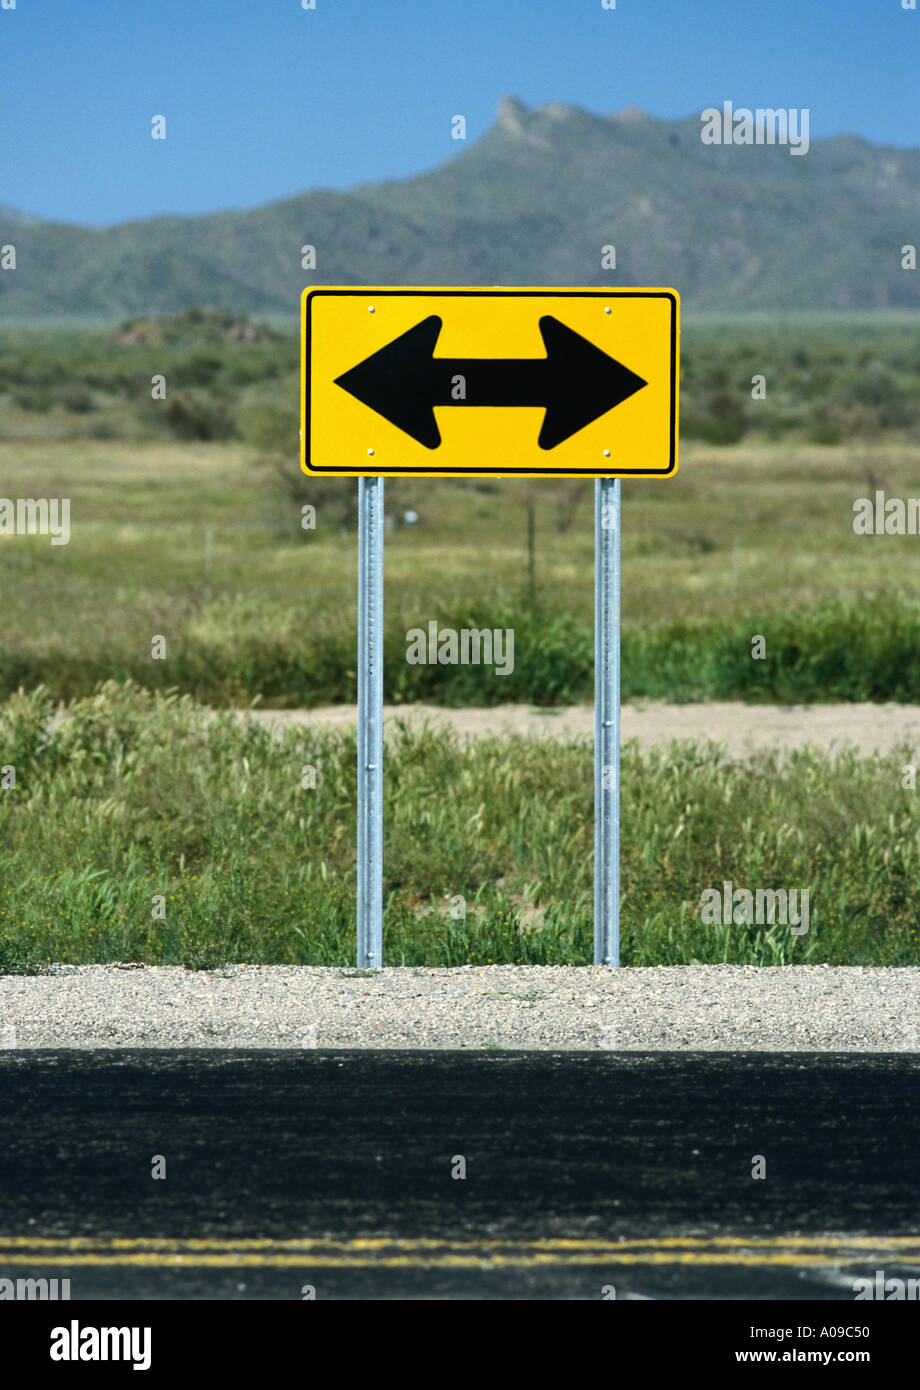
[2, 0, 917, 226]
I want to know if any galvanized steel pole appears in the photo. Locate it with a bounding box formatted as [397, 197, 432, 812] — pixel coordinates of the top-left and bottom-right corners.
[594, 476, 620, 966]
[357, 476, 384, 968]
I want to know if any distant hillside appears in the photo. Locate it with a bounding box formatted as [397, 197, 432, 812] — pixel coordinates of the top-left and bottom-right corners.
[2, 97, 919, 318]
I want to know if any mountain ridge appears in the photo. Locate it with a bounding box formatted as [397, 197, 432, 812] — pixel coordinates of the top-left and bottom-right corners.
[1, 98, 918, 318]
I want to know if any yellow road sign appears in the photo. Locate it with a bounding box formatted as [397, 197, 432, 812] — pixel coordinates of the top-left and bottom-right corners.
[301, 286, 678, 477]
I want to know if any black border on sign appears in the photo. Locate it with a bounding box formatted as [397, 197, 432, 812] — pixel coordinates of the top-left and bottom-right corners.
[303, 288, 678, 476]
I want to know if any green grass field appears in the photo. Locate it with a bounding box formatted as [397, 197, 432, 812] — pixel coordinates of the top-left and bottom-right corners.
[2, 432, 920, 704]
[1, 311, 919, 707]
[1, 681, 918, 972]
[1, 315, 919, 969]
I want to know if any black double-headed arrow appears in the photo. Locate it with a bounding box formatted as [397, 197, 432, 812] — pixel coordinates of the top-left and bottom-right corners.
[334, 314, 647, 450]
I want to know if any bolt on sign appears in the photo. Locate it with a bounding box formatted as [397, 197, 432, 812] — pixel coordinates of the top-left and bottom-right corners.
[301, 287, 679, 478]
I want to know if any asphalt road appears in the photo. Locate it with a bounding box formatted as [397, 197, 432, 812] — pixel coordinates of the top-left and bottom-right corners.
[1, 1051, 919, 1300]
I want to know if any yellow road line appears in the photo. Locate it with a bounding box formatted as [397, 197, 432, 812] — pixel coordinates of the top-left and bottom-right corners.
[2, 1234, 920, 1252]
[0, 1234, 919, 1271]
[0, 1251, 915, 1269]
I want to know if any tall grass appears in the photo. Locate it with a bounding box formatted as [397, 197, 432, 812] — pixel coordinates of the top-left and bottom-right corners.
[1, 682, 917, 972]
[3, 594, 920, 706]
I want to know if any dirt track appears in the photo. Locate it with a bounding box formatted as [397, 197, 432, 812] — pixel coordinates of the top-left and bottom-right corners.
[240, 701, 920, 757]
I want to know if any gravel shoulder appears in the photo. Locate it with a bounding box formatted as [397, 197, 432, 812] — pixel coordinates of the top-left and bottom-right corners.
[2, 964, 919, 1051]
[241, 700, 920, 757]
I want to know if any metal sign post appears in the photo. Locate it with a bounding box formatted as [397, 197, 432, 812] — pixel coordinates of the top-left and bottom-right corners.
[356, 475, 384, 968]
[302, 286, 677, 969]
[594, 477, 620, 966]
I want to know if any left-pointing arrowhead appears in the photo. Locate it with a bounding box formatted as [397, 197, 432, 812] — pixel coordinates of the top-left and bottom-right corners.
[537, 316, 647, 449]
[335, 315, 443, 449]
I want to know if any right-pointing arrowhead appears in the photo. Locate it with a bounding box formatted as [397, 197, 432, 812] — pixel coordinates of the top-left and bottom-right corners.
[538, 316, 647, 449]
[335, 315, 443, 449]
